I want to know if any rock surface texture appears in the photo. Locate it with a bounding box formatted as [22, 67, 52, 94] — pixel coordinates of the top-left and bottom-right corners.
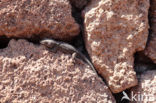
[0, 0, 79, 40]
[0, 39, 116, 103]
[130, 70, 156, 103]
[145, 0, 156, 63]
[83, 0, 149, 93]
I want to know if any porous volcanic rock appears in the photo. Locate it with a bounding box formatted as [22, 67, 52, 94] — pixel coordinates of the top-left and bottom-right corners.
[130, 70, 156, 103]
[145, 0, 156, 63]
[0, 0, 79, 40]
[83, 0, 149, 93]
[0, 39, 116, 103]
[69, 0, 89, 10]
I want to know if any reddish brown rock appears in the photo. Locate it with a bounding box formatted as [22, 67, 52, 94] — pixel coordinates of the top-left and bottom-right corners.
[83, 0, 149, 93]
[145, 0, 156, 63]
[0, 39, 116, 103]
[0, 0, 79, 40]
[130, 70, 156, 103]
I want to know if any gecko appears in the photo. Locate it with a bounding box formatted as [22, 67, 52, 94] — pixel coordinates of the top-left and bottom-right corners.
[40, 38, 97, 73]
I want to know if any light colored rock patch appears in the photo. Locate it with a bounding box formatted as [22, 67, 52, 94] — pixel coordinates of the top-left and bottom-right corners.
[0, 0, 79, 40]
[0, 39, 115, 103]
[83, 0, 149, 93]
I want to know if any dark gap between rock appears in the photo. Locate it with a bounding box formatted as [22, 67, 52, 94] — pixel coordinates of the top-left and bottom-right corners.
[0, 36, 11, 49]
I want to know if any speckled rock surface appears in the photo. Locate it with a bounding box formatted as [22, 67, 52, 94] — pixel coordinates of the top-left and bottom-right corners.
[0, 39, 116, 103]
[83, 0, 149, 93]
[130, 70, 156, 103]
[145, 0, 156, 63]
[0, 0, 79, 40]
[69, 0, 89, 10]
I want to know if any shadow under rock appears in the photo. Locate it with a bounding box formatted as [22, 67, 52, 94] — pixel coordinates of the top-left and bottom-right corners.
[134, 51, 156, 75]
[0, 36, 11, 49]
[113, 89, 130, 103]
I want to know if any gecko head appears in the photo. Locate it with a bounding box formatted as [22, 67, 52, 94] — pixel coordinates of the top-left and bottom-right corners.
[40, 39, 58, 48]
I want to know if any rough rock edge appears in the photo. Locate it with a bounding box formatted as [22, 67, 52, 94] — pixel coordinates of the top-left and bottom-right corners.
[144, 0, 156, 63]
[0, 0, 80, 40]
[0, 39, 116, 103]
[82, 0, 149, 93]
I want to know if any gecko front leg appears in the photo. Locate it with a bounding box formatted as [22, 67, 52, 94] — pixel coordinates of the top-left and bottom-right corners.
[71, 52, 77, 63]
